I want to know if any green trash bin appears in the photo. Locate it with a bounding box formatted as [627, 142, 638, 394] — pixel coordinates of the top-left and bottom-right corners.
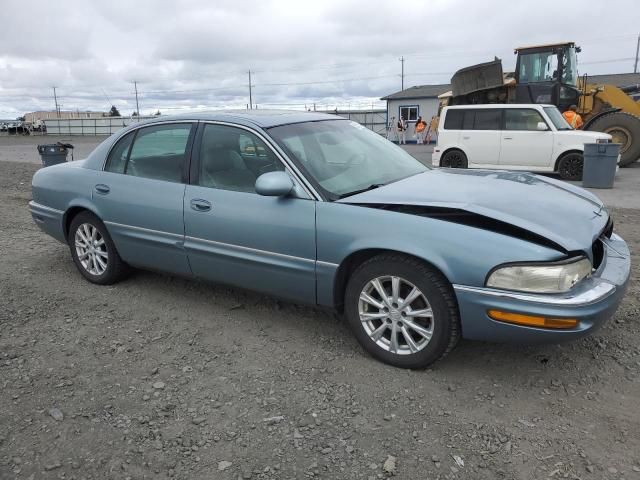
[582, 143, 620, 189]
[37, 143, 73, 167]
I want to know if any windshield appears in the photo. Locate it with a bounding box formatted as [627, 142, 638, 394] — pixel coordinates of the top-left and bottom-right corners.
[268, 120, 427, 200]
[543, 106, 572, 130]
[518, 51, 558, 83]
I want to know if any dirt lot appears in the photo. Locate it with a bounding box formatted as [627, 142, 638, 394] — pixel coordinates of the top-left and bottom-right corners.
[1, 159, 639, 480]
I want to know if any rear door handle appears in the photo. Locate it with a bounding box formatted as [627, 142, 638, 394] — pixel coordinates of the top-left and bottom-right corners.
[94, 184, 110, 195]
[503, 137, 513, 140]
[190, 199, 211, 212]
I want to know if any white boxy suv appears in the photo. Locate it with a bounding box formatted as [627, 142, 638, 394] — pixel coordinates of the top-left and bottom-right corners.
[431, 104, 612, 180]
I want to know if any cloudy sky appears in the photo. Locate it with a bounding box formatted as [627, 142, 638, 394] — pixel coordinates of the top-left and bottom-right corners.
[0, 0, 638, 118]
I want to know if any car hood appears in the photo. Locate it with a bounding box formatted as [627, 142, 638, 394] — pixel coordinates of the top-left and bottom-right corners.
[338, 169, 608, 252]
[556, 130, 611, 142]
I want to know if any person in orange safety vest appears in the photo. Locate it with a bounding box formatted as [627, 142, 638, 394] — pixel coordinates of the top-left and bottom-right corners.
[562, 105, 584, 129]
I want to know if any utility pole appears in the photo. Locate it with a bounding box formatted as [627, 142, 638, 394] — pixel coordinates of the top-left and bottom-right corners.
[248, 70, 253, 109]
[52, 87, 60, 118]
[634, 33, 640, 74]
[133, 81, 140, 117]
[399, 56, 405, 90]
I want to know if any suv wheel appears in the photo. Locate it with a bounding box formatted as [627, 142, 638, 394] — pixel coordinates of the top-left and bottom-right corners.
[441, 150, 468, 168]
[558, 152, 583, 181]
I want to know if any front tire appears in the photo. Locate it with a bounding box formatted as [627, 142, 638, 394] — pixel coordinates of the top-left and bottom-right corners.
[557, 152, 583, 181]
[68, 211, 129, 285]
[344, 254, 460, 369]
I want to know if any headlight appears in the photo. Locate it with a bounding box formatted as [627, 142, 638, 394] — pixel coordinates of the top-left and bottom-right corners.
[486, 257, 592, 293]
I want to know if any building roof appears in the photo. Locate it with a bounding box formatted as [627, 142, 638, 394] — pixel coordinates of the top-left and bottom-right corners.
[586, 72, 640, 87]
[381, 84, 451, 101]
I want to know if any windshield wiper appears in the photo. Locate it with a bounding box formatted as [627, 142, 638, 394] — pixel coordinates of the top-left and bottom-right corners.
[337, 183, 386, 199]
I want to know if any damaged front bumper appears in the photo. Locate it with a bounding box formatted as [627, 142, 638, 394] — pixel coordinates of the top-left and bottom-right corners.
[453, 233, 631, 343]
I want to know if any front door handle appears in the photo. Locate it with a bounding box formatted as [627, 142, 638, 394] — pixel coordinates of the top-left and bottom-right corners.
[503, 137, 513, 140]
[94, 184, 110, 195]
[190, 199, 211, 212]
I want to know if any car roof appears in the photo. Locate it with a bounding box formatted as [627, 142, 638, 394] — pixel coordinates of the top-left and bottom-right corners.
[127, 109, 343, 129]
[444, 104, 555, 110]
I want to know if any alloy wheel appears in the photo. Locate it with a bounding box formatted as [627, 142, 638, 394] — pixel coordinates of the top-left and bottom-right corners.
[74, 223, 108, 276]
[358, 275, 434, 355]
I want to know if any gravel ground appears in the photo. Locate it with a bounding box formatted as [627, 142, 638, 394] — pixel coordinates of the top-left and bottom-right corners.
[1, 160, 640, 480]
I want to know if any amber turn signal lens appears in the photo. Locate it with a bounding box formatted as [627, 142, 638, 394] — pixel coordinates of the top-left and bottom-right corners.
[487, 310, 578, 329]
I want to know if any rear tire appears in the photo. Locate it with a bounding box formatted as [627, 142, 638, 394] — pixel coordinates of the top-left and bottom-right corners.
[440, 149, 468, 168]
[558, 152, 583, 181]
[68, 211, 130, 285]
[344, 254, 460, 369]
[586, 111, 640, 167]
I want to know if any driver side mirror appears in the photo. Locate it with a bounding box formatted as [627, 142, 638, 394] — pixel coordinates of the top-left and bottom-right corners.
[255, 171, 294, 197]
[537, 122, 549, 131]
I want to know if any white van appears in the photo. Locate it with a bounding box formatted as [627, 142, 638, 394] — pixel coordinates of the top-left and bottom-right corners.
[431, 104, 612, 180]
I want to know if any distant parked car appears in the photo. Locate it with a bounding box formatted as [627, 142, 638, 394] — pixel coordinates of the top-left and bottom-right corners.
[432, 104, 613, 180]
[30, 111, 630, 368]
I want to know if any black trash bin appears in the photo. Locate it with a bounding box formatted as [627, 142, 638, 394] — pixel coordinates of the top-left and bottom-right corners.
[582, 143, 620, 189]
[37, 143, 74, 167]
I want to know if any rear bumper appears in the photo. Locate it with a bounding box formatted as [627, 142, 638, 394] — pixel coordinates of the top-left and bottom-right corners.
[454, 233, 631, 343]
[431, 149, 442, 167]
[30, 201, 66, 243]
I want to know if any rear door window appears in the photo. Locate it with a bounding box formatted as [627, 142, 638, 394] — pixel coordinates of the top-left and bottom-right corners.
[125, 124, 193, 183]
[472, 110, 501, 130]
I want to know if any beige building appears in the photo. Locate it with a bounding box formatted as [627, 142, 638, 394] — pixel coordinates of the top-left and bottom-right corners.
[24, 110, 106, 123]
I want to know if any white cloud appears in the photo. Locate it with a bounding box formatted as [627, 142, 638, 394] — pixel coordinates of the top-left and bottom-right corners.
[0, 0, 637, 117]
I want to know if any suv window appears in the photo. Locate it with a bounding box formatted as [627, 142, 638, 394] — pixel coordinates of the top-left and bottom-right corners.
[472, 110, 501, 130]
[504, 109, 547, 131]
[198, 124, 284, 193]
[125, 124, 192, 183]
[443, 110, 463, 130]
[105, 131, 135, 174]
[443, 109, 502, 130]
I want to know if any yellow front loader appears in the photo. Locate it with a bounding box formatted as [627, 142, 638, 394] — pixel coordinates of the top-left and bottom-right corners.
[447, 42, 640, 166]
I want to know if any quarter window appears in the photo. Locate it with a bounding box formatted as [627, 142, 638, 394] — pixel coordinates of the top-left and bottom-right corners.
[125, 124, 192, 183]
[198, 124, 284, 193]
[504, 109, 547, 131]
[443, 110, 463, 130]
[399, 106, 418, 122]
[105, 131, 135, 174]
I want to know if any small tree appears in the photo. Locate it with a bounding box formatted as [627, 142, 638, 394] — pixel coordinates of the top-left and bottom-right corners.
[108, 105, 121, 117]
[16, 116, 25, 121]
[132, 111, 138, 117]
[155, 110, 161, 116]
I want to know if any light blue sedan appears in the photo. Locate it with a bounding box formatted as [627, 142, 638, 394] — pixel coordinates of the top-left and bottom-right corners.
[30, 111, 631, 368]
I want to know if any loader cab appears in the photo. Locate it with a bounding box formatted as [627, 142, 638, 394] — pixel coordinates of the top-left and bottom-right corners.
[514, 42, 582, 112]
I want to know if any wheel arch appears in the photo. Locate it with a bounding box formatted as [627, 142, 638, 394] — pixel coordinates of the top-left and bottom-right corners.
[332, 248, 454, 312]
[583, 108, 622, 131]
[63, 203, 102, 240]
